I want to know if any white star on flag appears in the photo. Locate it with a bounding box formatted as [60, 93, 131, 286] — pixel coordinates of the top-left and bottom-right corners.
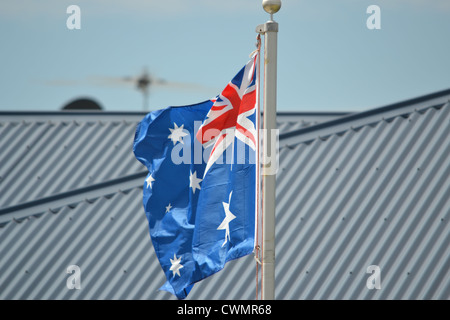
[168, 123, 188, 145]
[217, 191, 236, 247]
[145, 174, 155, 189]
[189, 170, 202, 194]
[169, 253, 183, 278]
[165, 203, 172, 213]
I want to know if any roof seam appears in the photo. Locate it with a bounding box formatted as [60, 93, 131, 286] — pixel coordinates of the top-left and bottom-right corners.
[279, 102, 448, 148]
[0, 172, 147, 217]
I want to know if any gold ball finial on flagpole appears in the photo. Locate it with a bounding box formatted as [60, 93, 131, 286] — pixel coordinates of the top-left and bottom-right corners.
[262, 0, 281, 15]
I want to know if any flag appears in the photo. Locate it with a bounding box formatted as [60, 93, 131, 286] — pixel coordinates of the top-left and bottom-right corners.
[133, 51, 259, 299]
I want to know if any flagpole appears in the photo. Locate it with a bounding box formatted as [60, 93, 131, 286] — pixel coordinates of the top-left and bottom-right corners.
[256, 0, 281, 300]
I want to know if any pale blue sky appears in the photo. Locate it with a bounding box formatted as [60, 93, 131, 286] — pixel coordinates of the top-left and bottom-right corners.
[1, 0, 449, 112]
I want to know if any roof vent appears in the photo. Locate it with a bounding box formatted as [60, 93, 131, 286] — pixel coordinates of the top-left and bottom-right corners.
[62, 98, 103, 111]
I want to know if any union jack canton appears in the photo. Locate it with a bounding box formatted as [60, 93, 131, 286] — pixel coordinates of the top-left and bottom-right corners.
[197, 52, 259, 174]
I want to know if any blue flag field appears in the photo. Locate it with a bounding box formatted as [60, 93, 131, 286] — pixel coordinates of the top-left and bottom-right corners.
[133, 52, 259, 299]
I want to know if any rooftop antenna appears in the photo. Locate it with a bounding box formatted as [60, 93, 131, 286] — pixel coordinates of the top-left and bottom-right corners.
[43, 67, 217, 112]
[136, 67, 152, 111]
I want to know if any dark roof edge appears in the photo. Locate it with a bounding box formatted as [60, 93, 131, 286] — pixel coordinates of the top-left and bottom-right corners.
[0, 172, 147, 226]
[275, 111, 351, 117]
[0, 110, 350, 118]
[279, 88, 450, 146]
[0, 110, 150, 122]
[0, 110, 148, 116]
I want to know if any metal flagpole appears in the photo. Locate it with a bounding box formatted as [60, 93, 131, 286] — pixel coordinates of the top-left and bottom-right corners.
[256, 0, 281, 300]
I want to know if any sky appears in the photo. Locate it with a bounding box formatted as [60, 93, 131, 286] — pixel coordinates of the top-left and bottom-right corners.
[0, 0, 449, 113]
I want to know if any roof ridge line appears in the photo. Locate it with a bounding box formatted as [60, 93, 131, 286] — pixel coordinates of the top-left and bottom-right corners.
[279, 89, 450, 146]
[0, 172, 147, 224]
[0, 111, 149, 116]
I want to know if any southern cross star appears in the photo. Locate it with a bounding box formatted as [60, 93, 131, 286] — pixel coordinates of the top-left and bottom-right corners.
[168, 123, 188, 145]
[145, 174, 155, 189]
[217, 191, 236, 247]
[189, 170, 202, 194]
[169, 253, 183, 278]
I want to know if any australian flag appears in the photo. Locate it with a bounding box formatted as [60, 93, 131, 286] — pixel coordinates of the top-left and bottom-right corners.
[133, 51, 259, 299]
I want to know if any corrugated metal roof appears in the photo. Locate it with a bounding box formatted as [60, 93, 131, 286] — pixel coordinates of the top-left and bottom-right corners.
[0, 91, 449, 300]
[0, 188, 172, 299]
[276, 111, 350, 135]
[0, 111, 341, 223]
[280, 87, 450, 146]
[274, 102, 449, 299]
[0, 113, 146, 211]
